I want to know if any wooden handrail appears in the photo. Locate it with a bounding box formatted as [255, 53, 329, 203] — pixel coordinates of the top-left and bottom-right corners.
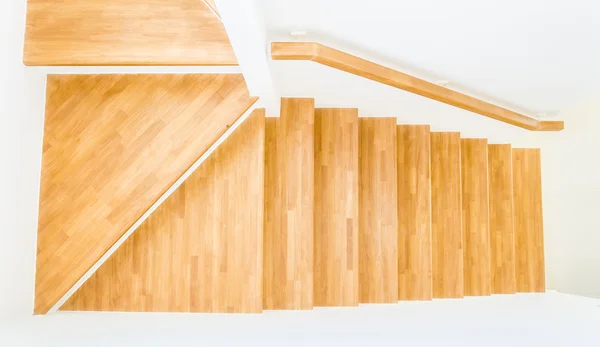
[271, 42, 563, 131]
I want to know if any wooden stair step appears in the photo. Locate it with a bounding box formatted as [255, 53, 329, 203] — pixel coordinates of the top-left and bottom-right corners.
[358, 118, 398, 303]
[430, 132, 464, 298]
[512, 148, 546, 292]
[397, 125, 433, 301]
[461, 138, 492, 296]
[314, 108, 359, 306]
[488, 144, 517, 294]
[263, 98, 315, 310]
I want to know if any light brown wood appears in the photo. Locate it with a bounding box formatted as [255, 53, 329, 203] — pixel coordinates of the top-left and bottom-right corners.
[397, 125, 432, 301]
[24, 0, 237, 65]
[430, 132, 464, 298]
[61, 109, 265, 313]
[512, 148, 545, 293]
[488, 144, 516, 294]
[271, 42, 564, 132]
[35, 74, 257, 314]
[314, 108, 359, 306]
[537, 121, 565, 131]
[203, 0, 220, 16]
[461, 139, 491, 296]
[358, 118, 398, 303]
[263, 98, 315, 310]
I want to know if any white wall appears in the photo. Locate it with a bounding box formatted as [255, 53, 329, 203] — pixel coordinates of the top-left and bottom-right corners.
[0, 0, 46, 321]
[539, 95, 600, 298]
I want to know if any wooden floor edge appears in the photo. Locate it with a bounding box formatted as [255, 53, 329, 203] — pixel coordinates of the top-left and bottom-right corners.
[41, 98, 260, 315]
[22, 60, 240, 67]
[271, 42, 564, 132]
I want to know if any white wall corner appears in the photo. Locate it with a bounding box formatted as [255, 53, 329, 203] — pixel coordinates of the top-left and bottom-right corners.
[215, 0, 279, 115]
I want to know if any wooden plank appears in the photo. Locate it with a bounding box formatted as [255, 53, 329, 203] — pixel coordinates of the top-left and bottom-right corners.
[488, 144, 516, 294]
[537, 121, 565, 131]
[512, 148, 545, 292]
[430, 132, 463, 298]
[263, 98, 315, 310]
[314, 108, 359, 306]
[35, 74, 256, 314]
[61, 109, 265, 313]
[358, 118, 398, 303]
[461, 139, 491, 296]
[271, 42, 564, 132]
[24, 0, 237, 65]
[397, 125, 432, 301]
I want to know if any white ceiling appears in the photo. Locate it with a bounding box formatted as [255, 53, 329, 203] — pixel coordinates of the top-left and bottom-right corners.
[260, 0, 600, 118]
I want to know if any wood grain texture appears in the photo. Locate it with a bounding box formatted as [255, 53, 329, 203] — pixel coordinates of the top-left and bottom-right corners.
[271, 42, 564, 131]
[512, 149, 545, 293]
[358, 118, 398, 303]
[263, 98, 315, 310]
[488, 144, 516, 294]
[35, 74, 256, 314]
[461, 139, 491, 296]
[61, 109, 265, 313]
[397, 125, 432, 301]
[24, 0, 237, 65]
[314, 108, 359, 306]
[203, 0, 220, 16]
[430, 132, 463, 298]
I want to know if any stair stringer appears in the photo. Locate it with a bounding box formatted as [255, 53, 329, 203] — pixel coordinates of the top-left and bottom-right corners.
[59, 107, 265, 313]
[48, 100, 261, 313]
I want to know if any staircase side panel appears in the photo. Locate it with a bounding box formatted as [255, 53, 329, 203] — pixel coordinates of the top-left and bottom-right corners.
[36, 74, 255, 314]
[61, 109, 265, 313]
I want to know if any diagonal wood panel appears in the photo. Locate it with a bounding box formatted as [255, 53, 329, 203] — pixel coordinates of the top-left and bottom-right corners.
[430, 132, 463, 298]
[263, 98, 315, 310]
[24, 0, 237, 66]
[61, 109, 265, 313]
[461, 138, 491, 296]
[314, 108, 359, 307]
[35, 74, 256, 314]
[358, 118, 398, 303]
[512, 148, 545, 293]
[488, 144, 516, 294]
[397, 125, 432, 301]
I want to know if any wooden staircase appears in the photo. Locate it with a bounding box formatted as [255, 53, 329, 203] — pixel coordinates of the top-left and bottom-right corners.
[61, 97, 545, 313]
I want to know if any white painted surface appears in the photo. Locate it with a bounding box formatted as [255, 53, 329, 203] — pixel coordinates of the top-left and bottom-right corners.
[538, 94, 600, 299]
[260, 0, 600, 117]
[2, 292, 600, 346]
[216, 0, 279, 113]
[0, 0, 46, 321]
